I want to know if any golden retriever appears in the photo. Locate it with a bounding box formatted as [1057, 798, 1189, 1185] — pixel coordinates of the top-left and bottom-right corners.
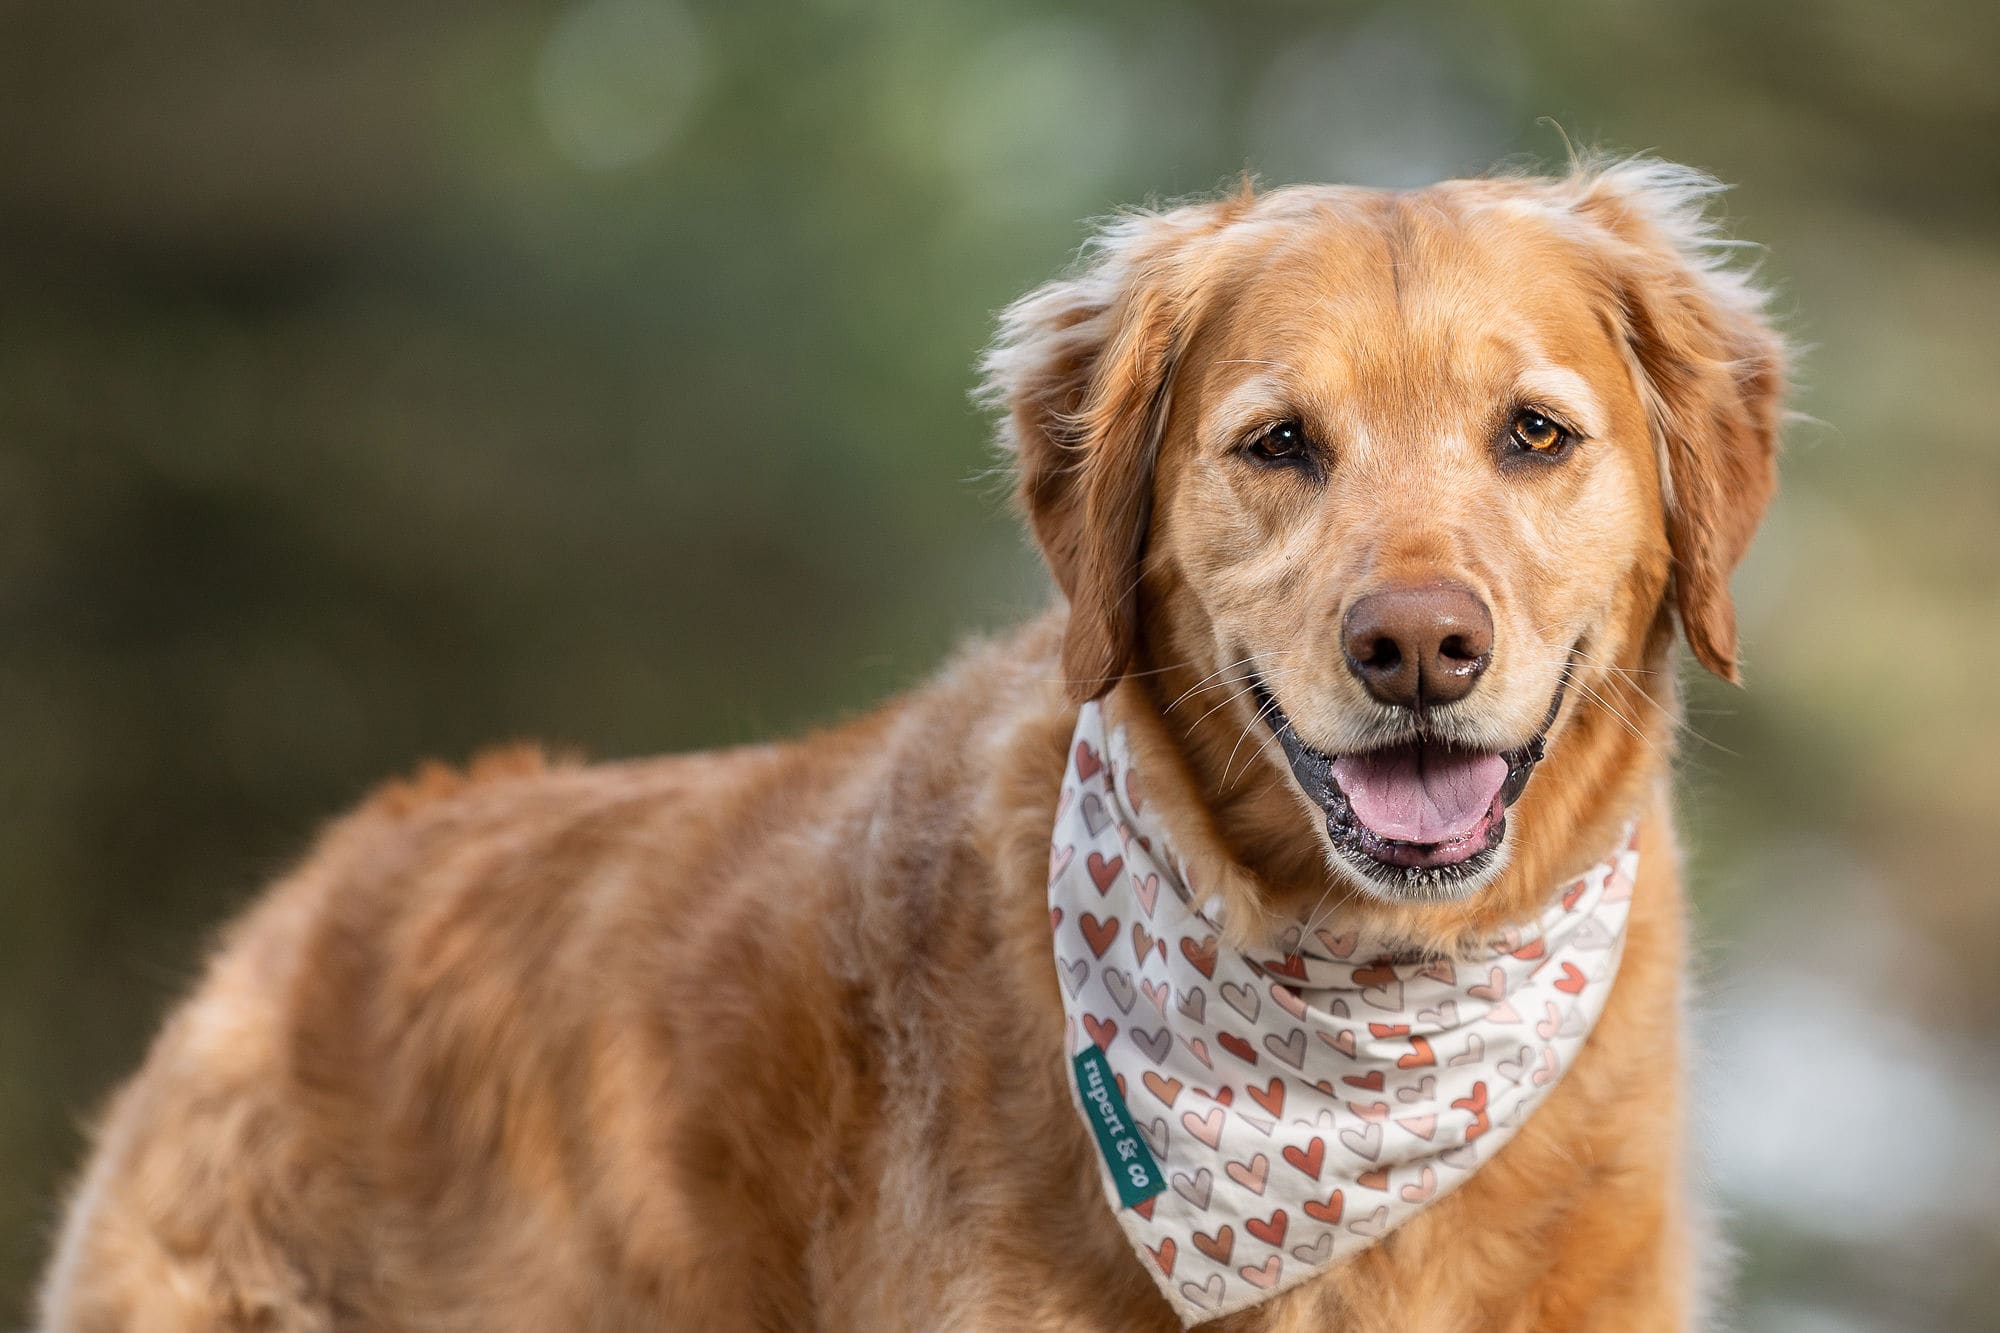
[39, 157, 1783, 1331]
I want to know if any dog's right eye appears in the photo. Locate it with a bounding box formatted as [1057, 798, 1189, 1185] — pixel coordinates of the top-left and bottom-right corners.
[1244, 420, 1312, 465]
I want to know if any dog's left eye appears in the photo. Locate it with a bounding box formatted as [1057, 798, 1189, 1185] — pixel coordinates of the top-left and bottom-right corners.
[1508, 409, 1571, 455]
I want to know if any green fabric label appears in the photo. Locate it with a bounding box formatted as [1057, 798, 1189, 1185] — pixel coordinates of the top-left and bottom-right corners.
[1073, 1046, 1165, 1209]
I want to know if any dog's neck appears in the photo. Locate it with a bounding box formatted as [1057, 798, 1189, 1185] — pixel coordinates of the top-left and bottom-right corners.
[1117, 618, 1677, 954]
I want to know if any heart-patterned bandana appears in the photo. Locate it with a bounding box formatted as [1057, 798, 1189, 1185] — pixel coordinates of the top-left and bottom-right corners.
[1050, 700, 1636, 1326]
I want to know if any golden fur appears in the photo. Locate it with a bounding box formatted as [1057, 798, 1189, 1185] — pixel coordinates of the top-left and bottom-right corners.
[39, 160, 1783, 1331]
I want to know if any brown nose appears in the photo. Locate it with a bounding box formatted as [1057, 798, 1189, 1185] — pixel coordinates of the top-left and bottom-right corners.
[1341, 582, 1494, 709]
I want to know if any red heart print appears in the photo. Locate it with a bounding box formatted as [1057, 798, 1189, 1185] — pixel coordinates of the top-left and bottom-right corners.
[1133, 1195, 1157, 1221]
[1452, 1081, 1491, 1140]
[1192, 1226, 1234, 1264]
[1143, 1072, 1183, 1108]
[1355, 965, 1399, 1005]
[1218, 1032, 1258, 1066]
[1083, 1015, 1118, 1049]
[1199, 1086, 1235, 1106]
[1074, 742, 1104, 782]
[1356, 1167, 1390, 1191]
[1511, 939, 1546, 961]
[1303, 1189, 1344, 1224]
[1342, 1070, 1384, 1092]
[1181, 935, 1219, 979]
[1247, 1077, 1286, 1118]
[1087, 853, 1124, 894]
[1368, 1022, 1409, 1038]
[1555, 962, 1587, 995]
[1262, 953, 1309, 981]
[1352, 961, 1398, 988]
[1282, 1137, 1325, 1180]
[1049, 906, 1064, 931]
[1246, 1208, 1288, 1247]
[1562, 878, 1586, 911]
[1148, 1236, 1175, 1274]
[1080, 914, 1118, 959]
[1130, 923, 1155, 965]
[1397, 1036, 1436, 1069]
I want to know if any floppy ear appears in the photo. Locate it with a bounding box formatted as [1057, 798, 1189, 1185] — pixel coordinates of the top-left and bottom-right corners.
[980, 203, 1239, 702]
[1572, 160, 1788, 684]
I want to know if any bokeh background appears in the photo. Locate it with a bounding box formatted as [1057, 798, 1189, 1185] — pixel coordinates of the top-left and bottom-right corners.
[3, 0, 1996, 1326]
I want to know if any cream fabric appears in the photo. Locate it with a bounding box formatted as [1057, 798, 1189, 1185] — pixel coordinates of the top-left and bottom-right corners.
[1050, 701, 1636, 1325]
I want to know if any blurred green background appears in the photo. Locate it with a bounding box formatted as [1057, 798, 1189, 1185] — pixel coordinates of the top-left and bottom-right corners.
[3, 0, 1996, 1326]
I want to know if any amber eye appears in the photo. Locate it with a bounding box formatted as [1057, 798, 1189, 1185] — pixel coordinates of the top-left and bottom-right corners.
[1509, 408, 1570, 455]
[1245, 420, 1311, 464]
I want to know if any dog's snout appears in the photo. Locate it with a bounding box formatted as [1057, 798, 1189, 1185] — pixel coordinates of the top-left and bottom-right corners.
[1341, 582, 1494, 709]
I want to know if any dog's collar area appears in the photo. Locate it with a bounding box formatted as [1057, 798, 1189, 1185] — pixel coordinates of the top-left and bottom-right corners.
[1049, 700, 1636, 1325]
[1247, 666, 1569, 890]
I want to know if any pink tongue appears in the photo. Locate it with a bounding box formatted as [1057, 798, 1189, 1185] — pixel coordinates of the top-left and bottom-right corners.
[1331, 745, 1508, 844]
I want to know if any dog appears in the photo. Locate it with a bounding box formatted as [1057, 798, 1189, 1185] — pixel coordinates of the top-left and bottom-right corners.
[39, 157, 1783, 1331]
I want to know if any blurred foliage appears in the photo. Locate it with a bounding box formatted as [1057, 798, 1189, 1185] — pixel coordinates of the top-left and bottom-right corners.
[1, 0, 1995, 1325]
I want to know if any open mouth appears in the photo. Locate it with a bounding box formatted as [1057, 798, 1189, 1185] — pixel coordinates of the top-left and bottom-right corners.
[1249, 672, 1568, 889]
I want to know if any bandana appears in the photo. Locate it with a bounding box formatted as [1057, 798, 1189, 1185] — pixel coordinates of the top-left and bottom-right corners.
[1050, 700, 1636, 1326]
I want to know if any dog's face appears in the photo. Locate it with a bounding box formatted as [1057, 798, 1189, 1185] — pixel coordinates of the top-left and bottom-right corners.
[989, 164, 1783, 903]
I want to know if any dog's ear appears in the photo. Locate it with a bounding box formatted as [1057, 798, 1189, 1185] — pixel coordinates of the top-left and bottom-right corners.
[981, 202, 1241, 701]
[1570, 160, 1788, 684]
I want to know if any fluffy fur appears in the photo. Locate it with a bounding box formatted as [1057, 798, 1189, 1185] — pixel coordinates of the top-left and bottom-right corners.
[39, 159, 1783, 1331]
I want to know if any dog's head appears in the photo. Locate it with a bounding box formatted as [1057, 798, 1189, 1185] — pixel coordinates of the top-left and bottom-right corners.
[986, 162, 1784, 905]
